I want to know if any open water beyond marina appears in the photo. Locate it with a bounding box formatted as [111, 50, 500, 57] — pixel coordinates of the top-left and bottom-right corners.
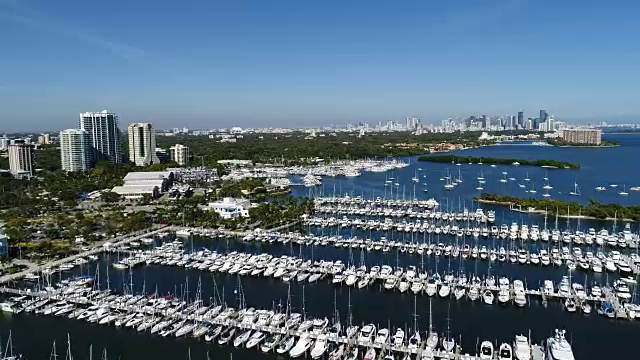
[2, 134, 640, 359]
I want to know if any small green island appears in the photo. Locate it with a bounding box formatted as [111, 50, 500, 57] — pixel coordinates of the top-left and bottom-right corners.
[416, 155, 580, 169]
[475, 193, 640, 221]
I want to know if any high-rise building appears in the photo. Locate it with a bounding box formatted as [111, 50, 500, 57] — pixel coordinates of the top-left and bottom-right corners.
[127, 122, 159, 166]
[37, 133, 51, 145]
[481, 115, 488, 129]
[562, 129, 602, 145]
[0, 134, 9, 151]
[517, 111, 524, 128]
[539, 110, 548, 124]
[169, 144, 190, 166]
[60, 129, 92, 172]
[79, 110, 122, 164]
[547, 116, 555, 131]
[8, 140, 34, 178]
[405, 117, 420, 130]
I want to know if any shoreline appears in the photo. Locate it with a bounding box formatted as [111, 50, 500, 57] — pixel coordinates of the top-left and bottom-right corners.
[476, 199, 638, 222]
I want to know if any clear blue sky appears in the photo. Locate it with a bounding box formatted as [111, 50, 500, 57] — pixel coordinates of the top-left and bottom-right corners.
[1, 0, 639, 131]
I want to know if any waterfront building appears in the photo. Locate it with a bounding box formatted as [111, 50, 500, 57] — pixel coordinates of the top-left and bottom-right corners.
[561, 129, 602, 145]
[60, 129, 92, 172]
[111, 171, 174, 200]
[127, 122, 159, 166]
[207, 197, 251, 219]
[169, 144, 190, 166]
[7, 140, 34, 178]
[79, 110, 122, 164]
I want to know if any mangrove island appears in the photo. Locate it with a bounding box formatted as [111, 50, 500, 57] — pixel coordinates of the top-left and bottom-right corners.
[417, 155, 580, 169]
[475, 193, 640, 221]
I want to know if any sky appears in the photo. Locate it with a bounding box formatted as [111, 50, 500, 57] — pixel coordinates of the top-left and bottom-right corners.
[1, 0, 640, 131]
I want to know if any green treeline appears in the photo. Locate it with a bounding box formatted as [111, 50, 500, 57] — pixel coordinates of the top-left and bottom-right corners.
[476, 193, 640, 221]
[417, 155, 580, 169]
[156, 131, 504, 167]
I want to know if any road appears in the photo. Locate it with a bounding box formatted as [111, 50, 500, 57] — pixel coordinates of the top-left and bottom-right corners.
[0, 225, 172, 285]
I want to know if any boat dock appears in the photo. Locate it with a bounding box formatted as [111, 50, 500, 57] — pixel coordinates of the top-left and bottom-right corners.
[0, 283, 535, 360]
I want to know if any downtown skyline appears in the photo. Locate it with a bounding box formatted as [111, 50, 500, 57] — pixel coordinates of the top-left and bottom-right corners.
[1, 0, 640, 131]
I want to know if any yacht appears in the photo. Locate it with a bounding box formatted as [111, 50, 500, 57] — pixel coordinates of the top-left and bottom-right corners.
[246, 331, 267, 349]
[392, 328, 405, 347]
[310, 334, 329, 359]
[290, 333, 314, 358]
[357, 324, 376, 344]
[513, 335, 531, 360]
[260, 333, 283, 352]
[276, 335, 295, 354]
[374, 328, 390, 347]
[482, 289, 494, 304]
[568, 182, 581, 196]
[480, 341, 494, 360]
[546, 329, 575, 360]
[499, 343, 513, 360]
[407, 331, 421, 351]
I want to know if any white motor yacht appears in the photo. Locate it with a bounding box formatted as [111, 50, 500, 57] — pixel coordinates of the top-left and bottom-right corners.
[499, 343, 513, 360]
[374, 328, 390, 346]
[513, 335, 531, 360]
[310, 334, 329, 359]
[480, 341, 494, 360]
[483, 290, 494, 304]
[357, 324, 376, 344]
[546, 329, 575, 360]
[392, 328, 405, 347]
[246, 331, 267, 349]
[290, 333, 314, 358]
[407, 331, 421, 351]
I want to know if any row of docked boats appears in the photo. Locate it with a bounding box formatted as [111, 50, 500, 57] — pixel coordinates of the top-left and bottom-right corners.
[305, 217, 637, 248]
[1, 276, 573, 360]
[313, 206, 493, 223]
[103, 244, 639, 317]
[234, 233, 639, 274]
[314, 196, 439, 211]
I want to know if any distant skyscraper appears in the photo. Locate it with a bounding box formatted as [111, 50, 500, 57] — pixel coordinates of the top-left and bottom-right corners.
[127, 122, 159, 166]
[517, 111, 524, 128]
[79, 110, 122, 164]
[481, 115, 488, 129]
[8, 140, 34, 178]
[60, 129, 91, 172]
[539, 110, 548, 124]
[169, 144, 190, 166]
[405, 117, 420, 130]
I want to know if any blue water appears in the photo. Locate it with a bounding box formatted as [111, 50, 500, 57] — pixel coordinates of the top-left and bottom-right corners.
[293, 134, 640, 232]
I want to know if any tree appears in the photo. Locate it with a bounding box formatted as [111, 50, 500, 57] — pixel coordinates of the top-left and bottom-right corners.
[101, 191, 121, 203]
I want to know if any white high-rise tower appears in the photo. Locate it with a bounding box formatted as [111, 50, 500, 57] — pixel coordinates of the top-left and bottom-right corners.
[60, 129, 92, 171]
[127, 122, 159, 166]
[79, 110, 122, 164]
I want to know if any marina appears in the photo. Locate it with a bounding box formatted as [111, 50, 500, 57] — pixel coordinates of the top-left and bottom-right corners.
[2, 136, 640, 360]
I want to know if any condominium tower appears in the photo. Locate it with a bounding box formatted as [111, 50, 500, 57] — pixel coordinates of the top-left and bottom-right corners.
[59, 129, 92, 171]
[127, 122, 159, 166]
[8, 140, 34, 178]
[79, 110, 122, 164]
[169, 144, 190, 166]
